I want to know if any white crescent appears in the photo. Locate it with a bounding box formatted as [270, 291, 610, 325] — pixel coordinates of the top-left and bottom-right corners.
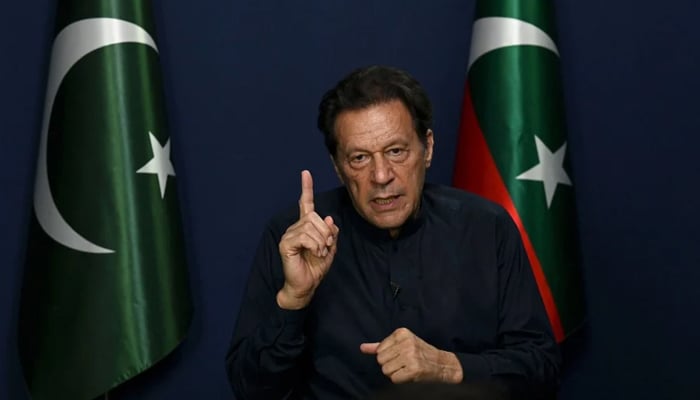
[468, 16, 559, 71]
[34, 18, 158, 254]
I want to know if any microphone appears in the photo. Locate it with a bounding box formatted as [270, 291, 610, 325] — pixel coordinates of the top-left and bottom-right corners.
[389, 281, 401, 299]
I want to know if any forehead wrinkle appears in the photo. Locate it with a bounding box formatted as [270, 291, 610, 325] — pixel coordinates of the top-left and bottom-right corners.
[353, 130, 403, 154]
[336, 101, 413, 154]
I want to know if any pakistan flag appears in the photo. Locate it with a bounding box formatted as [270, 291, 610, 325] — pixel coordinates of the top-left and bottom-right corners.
[18, 1, 192, 399]
[453, 0, 585, 341]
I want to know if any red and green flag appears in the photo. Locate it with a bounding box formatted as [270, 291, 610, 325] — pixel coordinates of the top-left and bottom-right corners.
[453, 0, 584, 342]
[18, 1, 192, 399]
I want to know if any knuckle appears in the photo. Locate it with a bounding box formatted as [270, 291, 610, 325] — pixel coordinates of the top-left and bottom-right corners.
[279, 233, 293, 247]
[395, 327, 409, 336]
[302, 223, 317, 236]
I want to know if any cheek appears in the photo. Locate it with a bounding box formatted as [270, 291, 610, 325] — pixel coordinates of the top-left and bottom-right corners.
[343, 175, 367, 199]
[344, 171, 367, 189]
[401, 163, 424, 183]
[404, 166, 426, 196]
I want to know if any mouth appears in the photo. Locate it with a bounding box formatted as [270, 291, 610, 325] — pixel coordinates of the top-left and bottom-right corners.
[371, 195, 400, 207]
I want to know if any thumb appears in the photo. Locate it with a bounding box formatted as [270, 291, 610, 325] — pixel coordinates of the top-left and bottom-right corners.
[360, 342, 380, 354]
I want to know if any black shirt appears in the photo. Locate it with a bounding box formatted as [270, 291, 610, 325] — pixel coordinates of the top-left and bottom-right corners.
[226, 184, 560, 399]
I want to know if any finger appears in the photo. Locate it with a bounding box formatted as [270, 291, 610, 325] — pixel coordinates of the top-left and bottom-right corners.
[381, 357, 407, 380]
[294, 215, 334, 255]
[281, 229, 329, 258]
[304, 213, 334, 245]
[324, 216, 339, 246]
[299, 170, 315, 216]
[375, 334, 399, 354]
[387, 364, 414, 384]
[326, 237, 339, 259]
[382, 328, 423, 359]
[376, 345, 402, 365]
[360, 342, 380, 354]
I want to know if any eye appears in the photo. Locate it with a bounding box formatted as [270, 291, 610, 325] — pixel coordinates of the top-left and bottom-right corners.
[349, 153, 369, 167]
[353, 154, 367, 162]
[386, 147, 408, 160]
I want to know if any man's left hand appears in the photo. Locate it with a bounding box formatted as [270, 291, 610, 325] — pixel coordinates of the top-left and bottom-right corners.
[360, 327, 464, 384]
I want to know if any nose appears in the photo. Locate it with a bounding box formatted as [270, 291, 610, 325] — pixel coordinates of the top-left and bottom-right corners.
[370, 154, 394, 185]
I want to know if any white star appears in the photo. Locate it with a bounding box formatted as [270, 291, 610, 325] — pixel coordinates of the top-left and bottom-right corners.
[516, 135, 572, 208]
[136, 132, 176, 199]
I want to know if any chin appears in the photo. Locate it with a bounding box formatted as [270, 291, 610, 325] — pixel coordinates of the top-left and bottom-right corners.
[370, 216, 408, 231]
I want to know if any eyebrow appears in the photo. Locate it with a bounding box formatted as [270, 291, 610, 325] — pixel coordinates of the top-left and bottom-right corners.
[343, 139, 410, 155]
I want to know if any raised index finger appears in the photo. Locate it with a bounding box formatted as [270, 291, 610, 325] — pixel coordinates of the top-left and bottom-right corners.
[299, 170, 315, 216]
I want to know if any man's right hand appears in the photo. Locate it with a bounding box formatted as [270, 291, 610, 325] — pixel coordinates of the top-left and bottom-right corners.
[277, 170, 339, 310]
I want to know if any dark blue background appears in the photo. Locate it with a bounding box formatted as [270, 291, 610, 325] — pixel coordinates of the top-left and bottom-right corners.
[2, 1, 699, 398]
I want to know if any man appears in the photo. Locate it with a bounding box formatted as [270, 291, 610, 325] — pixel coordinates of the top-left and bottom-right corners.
[226, 65, 560, 399]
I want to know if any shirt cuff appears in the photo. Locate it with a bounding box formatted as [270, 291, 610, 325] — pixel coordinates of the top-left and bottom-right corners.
[271, 305, 308, 342]
[454, 352, 491, 381]
[275, 305, 308, 324]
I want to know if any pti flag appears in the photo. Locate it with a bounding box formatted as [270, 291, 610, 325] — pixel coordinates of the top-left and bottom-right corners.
[18, 1, 192, 399]
[453, 0, 584, 342]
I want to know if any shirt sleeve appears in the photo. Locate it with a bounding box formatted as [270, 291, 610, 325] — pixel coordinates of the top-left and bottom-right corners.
[225, 224, 309, 400]
[454, 210, 561, 399]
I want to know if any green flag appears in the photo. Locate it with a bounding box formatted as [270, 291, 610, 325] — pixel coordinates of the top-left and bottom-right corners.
[453, 0, 584, 341]
[18, 2, 192, 399]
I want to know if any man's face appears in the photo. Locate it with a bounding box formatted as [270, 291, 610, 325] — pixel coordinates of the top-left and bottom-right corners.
[332, 100, 433, 236]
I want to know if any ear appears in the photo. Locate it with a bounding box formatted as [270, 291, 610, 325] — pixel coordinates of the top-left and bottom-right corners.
[331, 155, 345, 184]
[424, 129, 434, 168]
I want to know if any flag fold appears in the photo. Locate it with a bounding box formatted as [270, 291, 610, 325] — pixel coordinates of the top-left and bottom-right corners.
[453, 0, 585, 342]
[19, 2, 192, 399]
